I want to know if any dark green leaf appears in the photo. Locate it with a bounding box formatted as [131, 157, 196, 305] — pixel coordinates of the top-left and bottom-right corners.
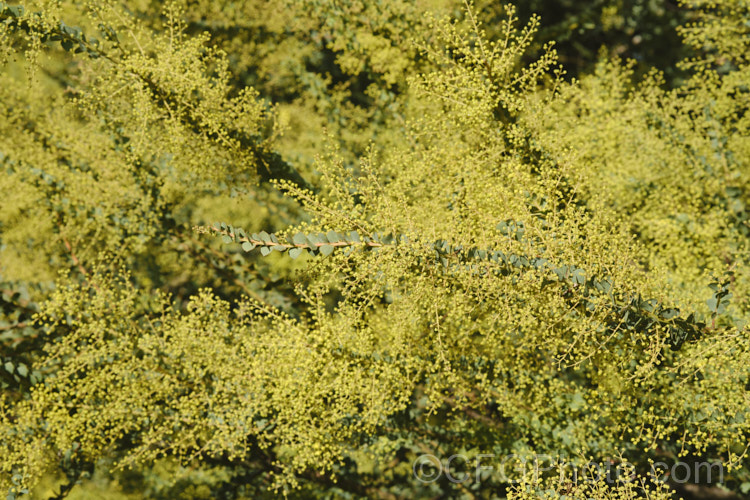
[660, 308, 680, 320]
[707, 297, 719, 312]
[571, 269, 585, 285]
[292, 232, 307, 245]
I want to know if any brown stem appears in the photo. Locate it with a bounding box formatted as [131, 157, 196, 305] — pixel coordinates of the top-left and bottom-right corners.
[0, 321, 28, 331]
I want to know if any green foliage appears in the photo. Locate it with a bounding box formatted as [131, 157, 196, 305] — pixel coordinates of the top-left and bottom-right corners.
[508, 0, 692, 82]
[1, 0, 749, 498]
[205, 219, 709, 352]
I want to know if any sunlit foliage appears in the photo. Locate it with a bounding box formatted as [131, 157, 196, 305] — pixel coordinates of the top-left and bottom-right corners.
[1, 0, 749, 498]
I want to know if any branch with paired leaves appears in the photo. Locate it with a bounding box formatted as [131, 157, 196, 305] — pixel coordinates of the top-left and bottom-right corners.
[195, 222, 389, 258]
[196, 220, 731, 352]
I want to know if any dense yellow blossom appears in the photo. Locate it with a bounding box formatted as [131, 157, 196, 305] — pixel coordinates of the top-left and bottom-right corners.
[1, 0, 748, 498]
